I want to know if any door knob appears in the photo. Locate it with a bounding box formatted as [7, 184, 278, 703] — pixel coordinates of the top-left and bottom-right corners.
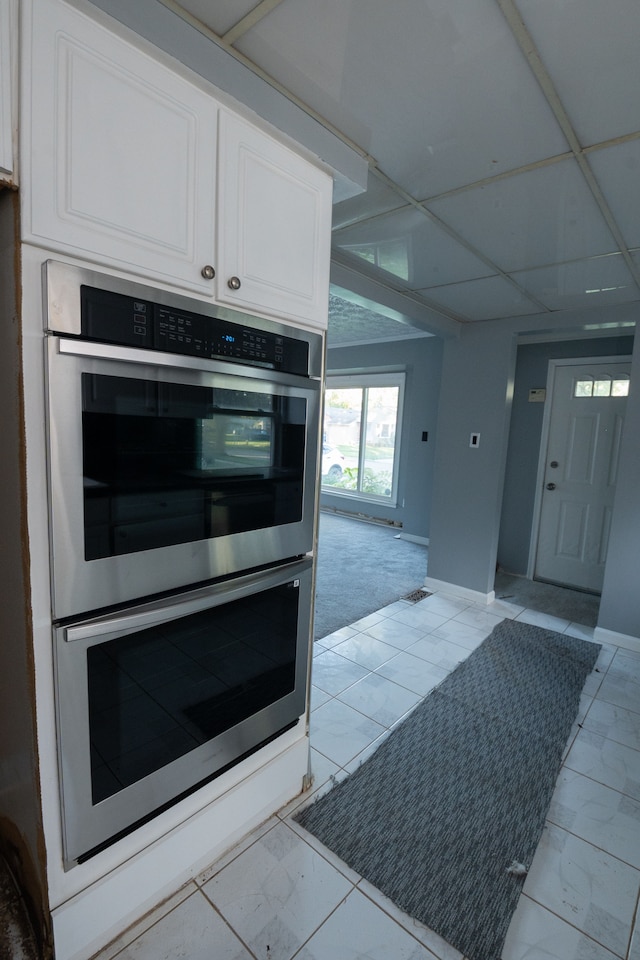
[546, 482, 556, 490]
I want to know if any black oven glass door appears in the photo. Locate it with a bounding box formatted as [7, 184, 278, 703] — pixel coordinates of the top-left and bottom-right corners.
[46, 338, 321, 619]
[82, 374, 306, 560]
[54, 558, 312, 867]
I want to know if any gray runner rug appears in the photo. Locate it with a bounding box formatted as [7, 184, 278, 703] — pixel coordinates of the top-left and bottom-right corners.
[296, 619, 601, 960]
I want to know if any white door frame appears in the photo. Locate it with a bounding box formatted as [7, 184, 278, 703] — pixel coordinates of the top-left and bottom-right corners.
[526, 354, 632, 582]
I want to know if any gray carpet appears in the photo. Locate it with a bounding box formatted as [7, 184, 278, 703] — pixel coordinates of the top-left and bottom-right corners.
[495, 571, 599, 628]
[313, 512, 428, 639]
[296, 620, 601, 960]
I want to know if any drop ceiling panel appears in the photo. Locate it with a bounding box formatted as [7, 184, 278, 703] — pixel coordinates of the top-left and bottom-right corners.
[333, 207, 492, 289]
[517, 0, 640, 147]
[421, 275, 541, 321]
[512, 255, 639, 312]
[175, 0, 259, 37]
[429, 159, 617, 272]
[332, 177, 404, 230]
[588, 140, 640, 250]
[232, 0, 569, 196]
[327, 293, 430, 346]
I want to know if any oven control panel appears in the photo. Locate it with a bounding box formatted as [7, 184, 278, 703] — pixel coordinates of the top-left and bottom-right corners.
[80, 286, 309, 376]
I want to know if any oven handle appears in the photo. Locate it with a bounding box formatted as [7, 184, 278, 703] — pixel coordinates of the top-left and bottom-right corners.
[53, 336, 321, 388]
[60, 557, 312, 646]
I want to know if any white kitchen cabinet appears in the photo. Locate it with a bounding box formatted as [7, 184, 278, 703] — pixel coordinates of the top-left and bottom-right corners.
[216, 110, 332, 328]
[23, 0, 218, 295]
[0, 0, 15, 181]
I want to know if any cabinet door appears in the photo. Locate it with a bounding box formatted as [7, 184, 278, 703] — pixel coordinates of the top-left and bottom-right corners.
[217, 110, 332, 328]
[24, 0, 217, 295]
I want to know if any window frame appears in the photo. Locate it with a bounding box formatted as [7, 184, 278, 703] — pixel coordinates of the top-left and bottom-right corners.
[322, 371, 405, 506]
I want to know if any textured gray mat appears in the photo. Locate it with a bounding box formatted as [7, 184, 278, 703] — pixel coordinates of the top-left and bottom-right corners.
[296, 620, 601, 960]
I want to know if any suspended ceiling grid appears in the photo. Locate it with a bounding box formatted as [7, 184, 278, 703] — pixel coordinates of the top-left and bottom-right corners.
[165, 0, 640, 344]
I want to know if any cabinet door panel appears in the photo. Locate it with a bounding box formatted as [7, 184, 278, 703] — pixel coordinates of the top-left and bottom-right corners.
[218, 111, 332, 328]
[25, 0, 217, 293]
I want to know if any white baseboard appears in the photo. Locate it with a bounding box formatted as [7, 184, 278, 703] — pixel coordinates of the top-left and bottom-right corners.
[394, 533, 429, 546]
[423, 577, 495, 606]
[594, 626, 640, 654]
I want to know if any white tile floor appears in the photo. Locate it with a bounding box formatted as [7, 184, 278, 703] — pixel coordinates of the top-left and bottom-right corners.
[97, 590, 640, 960]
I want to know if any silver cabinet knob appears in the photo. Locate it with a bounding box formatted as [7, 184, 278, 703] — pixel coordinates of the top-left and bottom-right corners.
[227, 276, 241, 290]
[201, 265, 215, 280]
[549, 460, 559, 468]
[546, 482, 556, 490]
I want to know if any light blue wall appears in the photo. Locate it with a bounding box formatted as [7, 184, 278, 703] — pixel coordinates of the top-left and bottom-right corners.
[321, 336, 443, 540]
[598, 330, 640, 639]
[498, 336, 634, 575]
[427, 324, 517, 594]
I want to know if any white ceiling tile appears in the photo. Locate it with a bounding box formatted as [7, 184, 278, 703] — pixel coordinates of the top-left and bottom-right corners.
[512, 255, 639, 312]
[175, 0, 259, 38]
[517, 0, 640, 146]
[332, 176, 403, 230]
[429, 159, 617, 272]
[333, 207, 491, 289]
[588, 140, 640, 250]
[232, 0, 569, 196]
[327, 293, 429, 346]
[420, 275, 541, 321]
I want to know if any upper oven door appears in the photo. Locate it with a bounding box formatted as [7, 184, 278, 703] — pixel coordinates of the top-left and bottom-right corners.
[46, 337, 321, 620]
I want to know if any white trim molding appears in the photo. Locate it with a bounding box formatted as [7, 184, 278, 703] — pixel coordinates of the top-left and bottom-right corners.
[423, 577, 495, 606]
[594, 626, 640, 655]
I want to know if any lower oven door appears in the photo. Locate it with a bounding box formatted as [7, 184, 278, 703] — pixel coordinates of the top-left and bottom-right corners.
[54, 558, 312, 868]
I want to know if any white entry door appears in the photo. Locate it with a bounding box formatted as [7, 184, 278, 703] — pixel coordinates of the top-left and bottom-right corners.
[535, 360, 631, 593]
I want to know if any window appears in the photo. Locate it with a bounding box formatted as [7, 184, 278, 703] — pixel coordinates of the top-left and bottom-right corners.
[574, 375, 630, 398]
[321, 372, 405, 504]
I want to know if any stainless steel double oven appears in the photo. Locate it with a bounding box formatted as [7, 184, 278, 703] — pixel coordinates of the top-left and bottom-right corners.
[44, 261, 322, 867]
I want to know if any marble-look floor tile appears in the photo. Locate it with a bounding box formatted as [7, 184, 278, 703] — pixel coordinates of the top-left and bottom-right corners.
[315, 625, 358, 649]
[596, 670, 640, 715]
[310, 698, 386, 767]
[331, 632, 401, 670]
[429, 618, 490, 651]
[310, 684, 331, 712]
[418, 594, 471, 619]
[609, 649, 640, 682]
[94, 884, 198, 960]
[564, 621, 597, 642]
[349, 612, 386, 632]
[404, 635, 470, 671]
[338, 671, 420, 728]
[452, 606, 504, 631]
[522, 822, 640, 958]
[375, 651, 449, 697]
[547, 768, 640, 868]
[582, 698, 640, 752]
[115, 889, 253, 960]
[564, 727, 640, 799]
[389, 603, 449, 632]
[310, 649, 369, 696]
[514, 608, 570, 632]
[485, 597, 526, 619]
[295, 888, 439, 960]
[363, 617, 428, 650]
[202, 821, 353, 960]
[356, 879, 465, 960]
[502, 894, 619, 960]
[375, 600, 413, 618]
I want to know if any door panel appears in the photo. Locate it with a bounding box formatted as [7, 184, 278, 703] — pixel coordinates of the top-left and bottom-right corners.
[535, 361, 630, 593]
